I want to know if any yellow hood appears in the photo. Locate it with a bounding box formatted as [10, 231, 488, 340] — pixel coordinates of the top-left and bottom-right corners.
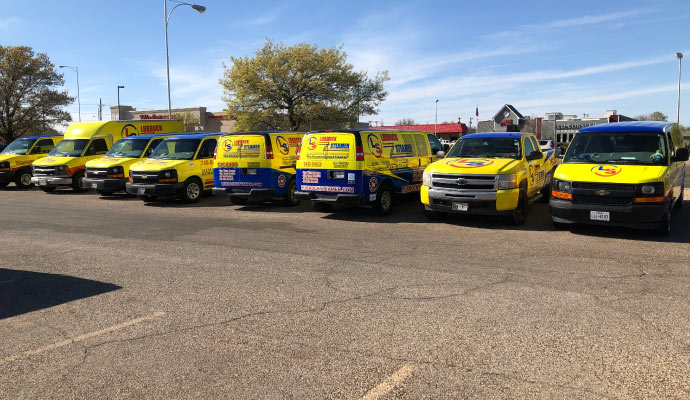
[0, 154, 22, 164]
[33, 156, 78, 167]
[555, 163, 666, 183]
[427, 157, 522, 175]
[129, 159, 188, 172]
[85, 156, 137, 169]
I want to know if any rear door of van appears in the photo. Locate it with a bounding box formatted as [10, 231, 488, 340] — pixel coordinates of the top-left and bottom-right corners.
[297, 132, 360, 195]
[214, 134, 270, 189]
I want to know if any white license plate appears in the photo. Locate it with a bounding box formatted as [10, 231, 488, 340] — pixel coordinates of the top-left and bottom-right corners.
[590, 211, 610, 221]
[452, 202, 469, 211]
[137, 188, 146, 195]
[39, 179, 46, 185]
[91, 183, 98, 189]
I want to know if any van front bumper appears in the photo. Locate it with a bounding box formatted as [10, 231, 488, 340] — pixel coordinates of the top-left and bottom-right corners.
[31, 176, 72, 186]
[125, 182, 184, 197]
[295, 191, 362, 204]
[212, 187, 275, 202]
[83, 178, 126, 191]
[549, 198, 667, 229]
[421, 186, 518, 215]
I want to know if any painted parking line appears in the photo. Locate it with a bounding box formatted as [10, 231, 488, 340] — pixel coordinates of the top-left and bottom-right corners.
[359, 363, 418, 400]
[2, 311, 165, 363]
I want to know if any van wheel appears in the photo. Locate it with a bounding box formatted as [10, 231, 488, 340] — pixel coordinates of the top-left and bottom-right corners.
[137, 195, 157, 202]
[41, 186, 56, 193]
[71, 171, 86, 192]
[97, 189, 115, 196]
[509, 189, 529, 225]
[14, 169, 34, 189]
[229, 196, 248, 205]
[181, 178, 202, 203]
[312, 202, 332, 212]
[374, 183, 393, 215]
[281, 179, 299, 206]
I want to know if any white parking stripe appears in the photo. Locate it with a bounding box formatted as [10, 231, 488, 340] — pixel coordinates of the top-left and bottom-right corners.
[2, 311, 165, 363]
[360, 363, 418, 400]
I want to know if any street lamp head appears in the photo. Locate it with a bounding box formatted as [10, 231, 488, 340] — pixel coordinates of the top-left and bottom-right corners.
[676, 52, 683, 59]
[118, 85, 125, 89]
[58, 65, 65, 68]
[191, 4, 206, 13]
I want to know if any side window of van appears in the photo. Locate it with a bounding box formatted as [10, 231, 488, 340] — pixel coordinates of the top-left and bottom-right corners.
[146, 139, 164, 157]
[413, 134, 429, 157]
[197, 139, 217, 159]
[530, 137, 541, 153]
[86, 139, 108, 156]
[31, 139, 55, 154]
[402, 134, 417, 156]
[427, 134, 442, 154]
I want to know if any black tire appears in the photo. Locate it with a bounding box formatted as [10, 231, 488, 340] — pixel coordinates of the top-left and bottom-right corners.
[229, 196, 248, 205]
[312, 201, 332, 212]
[281, 179, 299, 206]
[137, 194, 158, 202]
[181, 178, 203, 203]
[423, 208, 440, 220]
[509, 189, 529, 225]
[675, 185, 684, 209]
[14, 169, 34, 189]
[71, 171, 86, 193]
[374, 183, 393, 215]
[97, 189, 115, 196]
[656, 210, 671, 236]
[41, 186, 57, 193]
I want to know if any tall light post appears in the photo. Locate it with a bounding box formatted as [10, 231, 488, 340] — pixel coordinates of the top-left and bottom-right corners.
[117, 85, 125, 120]
[59, 65, 80, 122]
[164, 0, 206, 119]
[675, 52, 683, 125]
[435, 99, 439, 136]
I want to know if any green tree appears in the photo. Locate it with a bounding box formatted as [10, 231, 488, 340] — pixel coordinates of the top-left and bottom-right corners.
[176, 110, 200, 132]
[0, 46, 73, 143]
[635, 111, 668, 121]
[221, 39, 389, 131]
[395, 117, 416, 125]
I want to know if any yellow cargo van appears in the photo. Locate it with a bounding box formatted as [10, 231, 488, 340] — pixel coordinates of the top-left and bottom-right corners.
[126, 133, 220, 203]
[549, 121, 688, 234]
[212, 131, 305, 205]
[0, 135, 62, 188]
[31, 120, 183, 192]
[83, 133, 182, 196]
[295, 129, 444, 214]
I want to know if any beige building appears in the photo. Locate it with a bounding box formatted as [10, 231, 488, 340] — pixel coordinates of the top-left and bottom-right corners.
[110, 105, 236, 133]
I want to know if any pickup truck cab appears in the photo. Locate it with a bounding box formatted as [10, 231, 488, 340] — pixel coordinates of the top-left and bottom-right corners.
[126, 133, 220, 203]
[421, 132, 556, 225]
[549, 121, 688, 234]
[0, 135, 62, 188]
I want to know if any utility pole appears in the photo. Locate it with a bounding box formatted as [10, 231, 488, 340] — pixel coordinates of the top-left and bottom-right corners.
[98, 98, 103, 121]
[676, 52, 683, 125]
[435, 99, 439, 135]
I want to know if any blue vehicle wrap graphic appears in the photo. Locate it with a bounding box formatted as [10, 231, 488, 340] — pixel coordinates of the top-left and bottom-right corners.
[213, 167, 291, 196]
[296, 168, 419, 203]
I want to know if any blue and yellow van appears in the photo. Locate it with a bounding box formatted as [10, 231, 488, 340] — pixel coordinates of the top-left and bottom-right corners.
[212, 131, 305, 205]
[295, 129, 444, 214]
[549, 121, 688, 234]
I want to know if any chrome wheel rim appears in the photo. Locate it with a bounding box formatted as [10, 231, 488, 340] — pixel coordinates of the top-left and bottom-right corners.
[187, 183, 200, 199]
[381, 190, 391, 211]
[20, 173, 32, 186]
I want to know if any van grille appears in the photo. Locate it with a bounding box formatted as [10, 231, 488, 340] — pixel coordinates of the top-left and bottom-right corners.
[431, 174, 496, 191]
[86, 168, 108, 178]
[572, 182, 636, 192]
[573, 194, 633, 206]
[130, 172, 159, 184]
[33, 166, 57, 176]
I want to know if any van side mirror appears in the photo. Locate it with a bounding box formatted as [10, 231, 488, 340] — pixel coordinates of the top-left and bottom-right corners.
[526, 150, 542, 160]
[436, 150, 445, 158]
[674, 147, 689, 162]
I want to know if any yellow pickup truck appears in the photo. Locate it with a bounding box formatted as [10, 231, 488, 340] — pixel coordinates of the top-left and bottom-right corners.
[0, 135, 62, 188]
[421, 132, 557, 225]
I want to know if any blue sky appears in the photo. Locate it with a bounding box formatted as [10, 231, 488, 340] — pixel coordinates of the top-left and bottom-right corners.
[2, 0, 690, 127]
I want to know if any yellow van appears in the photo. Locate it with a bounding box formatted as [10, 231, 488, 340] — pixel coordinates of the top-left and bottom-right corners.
[31, 120, 183, 192]
[212, 131, 305, 205]
[0, 135, 62, 188]
[295, 129, 444, 214]
[83, 133, 182, 196]
[549, 121, 688, 234]
[126, 133, 220, 203]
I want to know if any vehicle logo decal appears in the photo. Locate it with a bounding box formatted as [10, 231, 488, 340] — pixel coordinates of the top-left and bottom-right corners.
[223, 138, 233, 151]
[591, 165, 621, 177]
[277, 174, 286, 188]
[456, 178, 467, 185]
[369, 176, 378, 192]
[446, 158, 494, 168]
[276, 136, 289, 155]
[367, 134, 383, 158]
[121, 124, 139, 137]
[307, 136, 318, 150]
[595, 190, 610, 196]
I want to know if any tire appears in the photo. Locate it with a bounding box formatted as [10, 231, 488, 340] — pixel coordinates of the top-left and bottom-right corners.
[181, 178, 202, 203]
[509, 189, 529, 225]
[423, 208, 440, 220]
[374, 183, 393, 215]
[41, 186, 56, 193]
[14, 169, 34, 189]
[312, 201, 332, 212]
[656, 210, 671, 236]
[281, 179, 299, 206]
[137, 194, 158, 202]
[229, 196, 248, 205]
[97, 189, 115, 196]
[71, 171, 86, 193]
[675, 185, 684, 209]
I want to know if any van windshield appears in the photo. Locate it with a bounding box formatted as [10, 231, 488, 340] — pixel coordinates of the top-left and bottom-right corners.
[301, 133, 354, 160]
[447, 137, 521, 159]
[1, 138, 37, 155]
[106, 138, 149, 158]
[149, 139, 200, 160]
[49, 139, 89, 157]
[564, 131, 668, 165]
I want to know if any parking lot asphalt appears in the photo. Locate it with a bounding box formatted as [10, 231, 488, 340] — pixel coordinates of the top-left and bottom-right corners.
[1, 186, 690, 399]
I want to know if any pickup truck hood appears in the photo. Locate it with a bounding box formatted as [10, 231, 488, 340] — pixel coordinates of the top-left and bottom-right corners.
[129, 159, 188, 172]
[427, 157, 521, 175]
[555, 163, 666, 183]
[85, 156, 137, 169]
[33, 156, 76, 166]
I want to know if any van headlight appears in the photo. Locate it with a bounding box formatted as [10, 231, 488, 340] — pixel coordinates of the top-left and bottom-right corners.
[56, 165, 69, 175]
[554, 180, 572, 193]
[158, 169, 178, 183]
[422, 170, 431, 187]
[497, 174, 517, 190]
[640, 184, 656, 195]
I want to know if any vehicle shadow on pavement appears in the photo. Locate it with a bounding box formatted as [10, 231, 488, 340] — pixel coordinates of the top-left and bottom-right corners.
[142, 194, 231, 208]
[0, 268, 121, 320]
[0, 186, 39, 191]
[234, 202, 312, 214]
[96, 193, 139, 201]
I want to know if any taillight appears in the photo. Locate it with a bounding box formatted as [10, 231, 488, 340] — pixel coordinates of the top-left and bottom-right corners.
[213, 145, 218, 159]
[266, 145, 274, 159]
[296, 145, 301, 160]
[356, 145, 364, 161]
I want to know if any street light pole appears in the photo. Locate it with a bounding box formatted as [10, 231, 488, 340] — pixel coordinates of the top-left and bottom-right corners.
[117, 85, 125, 120]
[59, 65, 80, 122]
[676, 52, 683, 125]
[164, 0, 206, 119]
[435, 99, 439, 136]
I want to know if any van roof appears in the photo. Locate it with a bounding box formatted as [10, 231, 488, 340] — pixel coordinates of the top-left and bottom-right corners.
[19, 134, 63, 140]
[161, 132, 221, 140]
[120, 133, 183, 140]
[579, 121, 672, 133]
[220, 131, 301, 136]
[461, 132, 530, 139]
[309, 129, 430, 134]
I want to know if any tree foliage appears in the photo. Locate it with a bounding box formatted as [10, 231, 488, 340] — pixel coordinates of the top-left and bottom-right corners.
[221, 39, 389, 131]
[0, 46, 73, 143]
[177, 110, 200, 132]
[395, 117, 416, 125]
[635, 111, 668, 121]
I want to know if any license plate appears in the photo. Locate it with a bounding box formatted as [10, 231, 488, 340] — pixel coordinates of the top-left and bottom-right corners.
[137, 188, 146, 195]
[452, 202, 469, 211]
[590, 211, 610, 221]
[39, 179, 46, 185]
[91, 183, 98, 189]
